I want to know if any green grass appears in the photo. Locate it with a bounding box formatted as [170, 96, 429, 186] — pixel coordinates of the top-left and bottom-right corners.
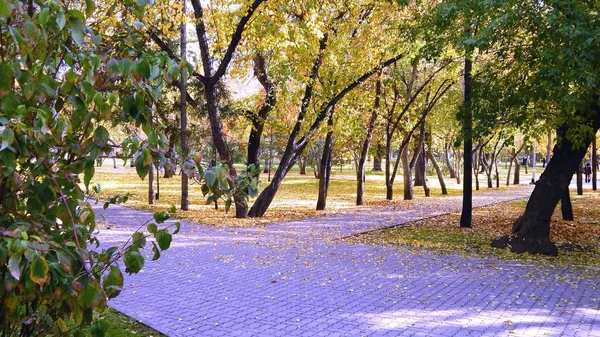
[79, 308, 165, 337]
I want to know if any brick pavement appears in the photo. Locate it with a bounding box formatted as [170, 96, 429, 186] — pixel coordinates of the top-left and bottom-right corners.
[93, 187, 600, 337]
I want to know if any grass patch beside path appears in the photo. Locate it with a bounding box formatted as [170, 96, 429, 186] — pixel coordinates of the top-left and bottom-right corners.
[350, 192, 600, 268]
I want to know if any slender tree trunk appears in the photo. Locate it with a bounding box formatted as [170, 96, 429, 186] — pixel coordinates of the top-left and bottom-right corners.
[385, 131, 394, 200]
[373, 143, 383, 172]
[148, 162, 154, 204]
[577, 161, 583, 195]
[317, 111, 335, 210]
[560, 187, 574, 221]
[401, 145, 413, 200]
[492, 103, 600, 255]
[357, 78, 381, 205]
[455, 153, 461, 184]
[593, 134, 597, 191]
[460, 52, 473, 228]
[180, 1, 189, 211]
[473, 149, 480, 191]
[507, 152, 514, 186]
[156, 165, 160, 200]
[427, 152, 447, 195]
[513, 158, 521, 184]
[444, 144, 457, 178]
[299, 156, 307, 175]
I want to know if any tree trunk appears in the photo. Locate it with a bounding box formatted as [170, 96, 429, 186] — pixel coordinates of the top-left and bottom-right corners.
[491, 104, 600, 255]
[427, 152, 447, 195]
[247, 53, 276, 171]
[156, 165, 160, 200]
[577, 161, 583, 195]
[444, 144, 457, 178]
[414, 151, 426, 187]
[317, 112, 334, 210]
[373, 143, 383, 172]
[356, 78, 381, 205]
[546, 131, 552, 165]
[299, 156, 307, 175]
[560, 187, 574, 221]
[460, 52, 473, 228]
[180, 1, 189, 211]
[401, 145, 413, 200]
[148, 162, 154, 204]
[473, 149, 480, 191]
[513, 158, 521, 184]
[506, 153, 514, 186]
[455, 153, 461, 184]
[385, 130, 394, 200]
[593, 134, 597, 191]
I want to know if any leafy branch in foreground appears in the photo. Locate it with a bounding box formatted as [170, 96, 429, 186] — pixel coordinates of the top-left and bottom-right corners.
[0, 0, 178, 336]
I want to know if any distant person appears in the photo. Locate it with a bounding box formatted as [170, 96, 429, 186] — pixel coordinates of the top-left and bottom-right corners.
[542, 157, 546, 168]
[584, 162, 592, 183]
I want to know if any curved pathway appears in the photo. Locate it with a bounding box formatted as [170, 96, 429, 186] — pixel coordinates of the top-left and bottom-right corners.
[94, 186, 600, 337]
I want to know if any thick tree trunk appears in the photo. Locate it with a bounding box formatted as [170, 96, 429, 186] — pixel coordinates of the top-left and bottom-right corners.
[356, 78, 381, 205]
[414, 151, 426, 187]
[560, 187, 574, 221]
[427, 152, 447, 195]
[513, 158, 521, 185]
[317, 112, 334, 210]
[460, 53, 473, 228]
[373, 143, 383, 172]
[180, 1, 189, 211]
[492, 104, 600, 255]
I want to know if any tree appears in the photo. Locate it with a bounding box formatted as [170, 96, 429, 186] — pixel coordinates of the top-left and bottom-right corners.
[454, 0, 600, 255]
[0, 1, 178, 335]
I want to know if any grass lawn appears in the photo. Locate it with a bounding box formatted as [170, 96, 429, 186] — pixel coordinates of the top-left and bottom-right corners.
[350, 191, 600, 268]
[90, 161, 475, 226]
[69, 308, 165, 336]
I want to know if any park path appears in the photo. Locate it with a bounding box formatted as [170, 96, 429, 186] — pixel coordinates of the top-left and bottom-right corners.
[93, 186, 600, 337]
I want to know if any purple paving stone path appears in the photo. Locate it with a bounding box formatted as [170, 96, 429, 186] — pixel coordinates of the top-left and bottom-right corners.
[93, 186, 600, 337]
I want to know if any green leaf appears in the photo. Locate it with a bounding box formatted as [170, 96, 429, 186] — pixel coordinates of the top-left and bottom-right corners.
[22, 21, 39, 43]
[68, 15, 86, 45]
[155, 230, 172, 250]
[151, 241, 160, 261]
[77, 280, 100, 309]
[8, 254, 21, 280]
[56, 9, 66, 30]
[204, 170, 216, 187]
[94, 126, 109, 148]
[147, 223, 157, 234]
[153, 211, 169, 224]
[84, 159, 94, 190]
[29, 254, 49, 285]
[173, 222, 181, 235]
[85, 0, 95, 17]
[131, 232, 146, 249]
[0, 246, 6, 265]
[38, 8, 49, 25]
[0, 0, 10, 17]
[137, 59, 151, 79]
[90, 320, 109, 337]
[102, 266, 123, 299]
[124, 250, 144, 274]
[0, 63, 14, 98]
[0, 127, 14, 152]
[135, 148, 151, 180]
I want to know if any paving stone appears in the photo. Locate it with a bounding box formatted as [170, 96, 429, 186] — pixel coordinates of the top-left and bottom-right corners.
[95, 186, 600, 337]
